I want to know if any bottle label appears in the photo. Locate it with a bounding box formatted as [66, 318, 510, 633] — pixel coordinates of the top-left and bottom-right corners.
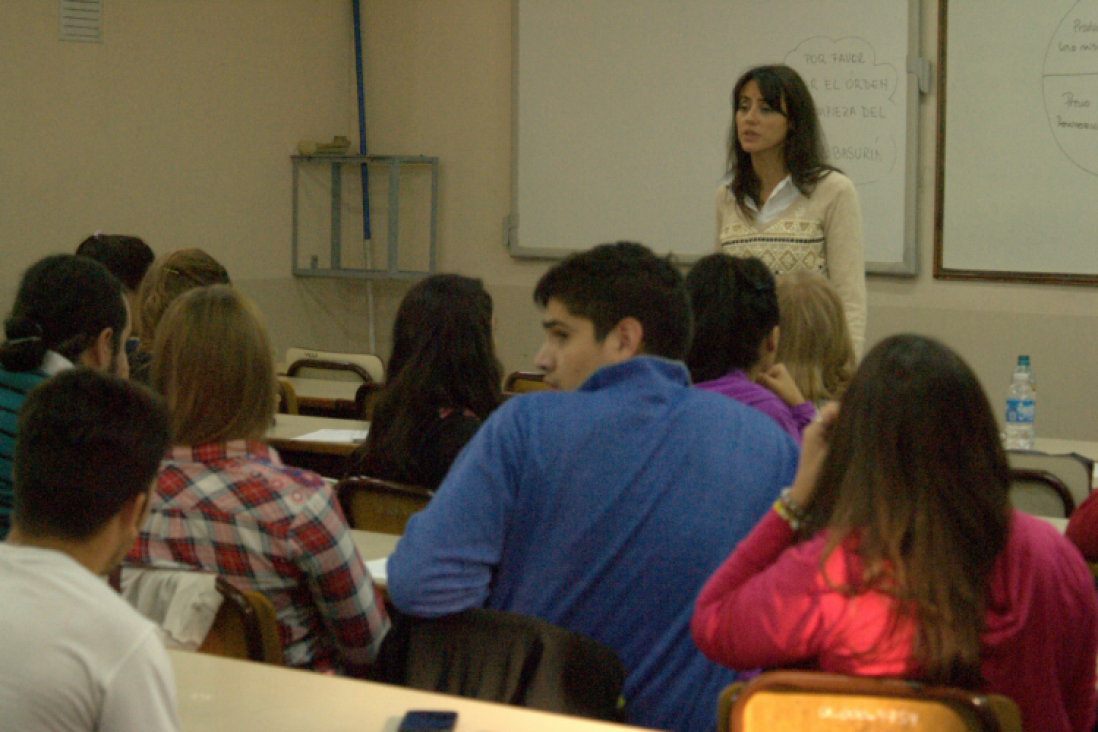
[1006, 399, 1035, 424]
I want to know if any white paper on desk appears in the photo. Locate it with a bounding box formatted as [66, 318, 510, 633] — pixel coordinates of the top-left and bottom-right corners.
[365, 558, 387, 583]
[293, 429, 368, 443]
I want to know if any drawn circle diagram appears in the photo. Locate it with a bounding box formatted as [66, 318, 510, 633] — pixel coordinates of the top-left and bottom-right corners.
[1043, 0, 1098, 176]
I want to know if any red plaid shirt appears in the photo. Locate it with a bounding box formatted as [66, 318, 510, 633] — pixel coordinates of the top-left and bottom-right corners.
[127, 441, 389, 672]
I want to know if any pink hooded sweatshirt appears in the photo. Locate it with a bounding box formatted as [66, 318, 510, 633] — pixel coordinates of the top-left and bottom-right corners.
[692, 509, 1098, 732]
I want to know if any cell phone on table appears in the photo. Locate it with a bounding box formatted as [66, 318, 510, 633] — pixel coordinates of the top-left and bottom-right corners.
[398, 710, 458, 732]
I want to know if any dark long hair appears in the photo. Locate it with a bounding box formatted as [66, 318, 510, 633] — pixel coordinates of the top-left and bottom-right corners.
[726, 65, 838, 216]
[348, 274, 502, 481]
[684, 254, 778, 383]
[803, 335, 1012, 688]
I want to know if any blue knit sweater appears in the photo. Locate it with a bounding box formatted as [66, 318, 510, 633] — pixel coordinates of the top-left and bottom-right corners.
[388, 357, 798, 732]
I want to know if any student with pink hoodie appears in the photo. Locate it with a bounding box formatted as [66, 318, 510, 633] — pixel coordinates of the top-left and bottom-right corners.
[692, 335, 1098, 732]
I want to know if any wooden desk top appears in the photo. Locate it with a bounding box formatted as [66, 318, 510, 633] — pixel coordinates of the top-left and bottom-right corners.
[170, 650, 644, 732]
[282, 376, 362, 404]
[1034, 438, 1098, 462]
[350, 529, 398, 589]
[351, 529, 399, 561]
[267, 414, 369, 457]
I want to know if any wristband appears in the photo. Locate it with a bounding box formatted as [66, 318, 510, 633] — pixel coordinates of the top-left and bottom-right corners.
[774, 487, 808, 532]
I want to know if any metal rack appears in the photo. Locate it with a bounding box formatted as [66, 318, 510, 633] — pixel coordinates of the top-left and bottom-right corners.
[291, 154, 439, 280]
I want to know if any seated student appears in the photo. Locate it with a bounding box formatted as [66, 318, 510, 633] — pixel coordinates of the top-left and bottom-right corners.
[76, 233, 155, 324]
[345, 274, 502, 488]
[685, 253, 814, 443]
[1, 369, 177, 731]
[0, 254, 131, 538]
[130, 248, 230, 383]
[692, 335, 1098, 732]
[775, 269, 856, 406]
[1065, 493, 1098, 562]
[127, 285, 389, 674]
[387, 242, 799, 732]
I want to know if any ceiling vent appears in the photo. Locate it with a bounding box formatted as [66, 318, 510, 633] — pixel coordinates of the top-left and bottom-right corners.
[60, 0, 102, 43]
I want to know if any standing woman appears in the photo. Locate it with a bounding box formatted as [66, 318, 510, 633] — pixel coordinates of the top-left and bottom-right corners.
[716, 64, 866, 356]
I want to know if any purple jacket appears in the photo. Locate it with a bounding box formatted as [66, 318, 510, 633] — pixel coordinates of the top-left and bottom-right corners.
[695, 370, 814, 444]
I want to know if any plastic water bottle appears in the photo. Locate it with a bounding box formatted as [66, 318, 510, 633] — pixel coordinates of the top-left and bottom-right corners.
[1014, 355, 1036, 393]
[1004, 360, 1036, 450]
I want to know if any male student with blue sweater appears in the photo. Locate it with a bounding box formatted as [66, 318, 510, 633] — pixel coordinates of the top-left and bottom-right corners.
[388, 241, 798, 732]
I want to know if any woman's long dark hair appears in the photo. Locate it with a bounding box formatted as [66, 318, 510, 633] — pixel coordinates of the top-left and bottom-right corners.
[347, 274, 502, 482]
[726, 65, 838, 217]
[802, 335, 1012, 688]
[684, 254, 778, 383]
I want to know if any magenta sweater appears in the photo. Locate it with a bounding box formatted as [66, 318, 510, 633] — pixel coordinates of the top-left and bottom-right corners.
[692, 509, 1098, 732]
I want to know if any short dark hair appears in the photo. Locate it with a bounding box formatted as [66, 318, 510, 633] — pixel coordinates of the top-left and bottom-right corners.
[0, 255, 127, 372]
[76, 234, 155, 292]
[533, 242, 692, 360]
[12, 369, 171, 541]
[685, 254, 778, 382]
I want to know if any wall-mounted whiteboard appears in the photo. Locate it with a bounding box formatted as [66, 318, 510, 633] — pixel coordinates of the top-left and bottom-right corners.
[935, 0, 1098, 284]
[509, 0, 921, 274]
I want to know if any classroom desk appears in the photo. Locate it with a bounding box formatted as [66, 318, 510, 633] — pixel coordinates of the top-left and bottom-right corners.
[1034, 438, 1098, 463]
[282, 376, 363, 416]
[267, 414, 369, 478]
[351, 529, 398, 588]
[170, 650, 645, 732]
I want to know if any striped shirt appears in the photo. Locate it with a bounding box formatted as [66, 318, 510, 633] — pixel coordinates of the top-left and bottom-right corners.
[0, 352, 72, 539]
[128, 440, 389, 672]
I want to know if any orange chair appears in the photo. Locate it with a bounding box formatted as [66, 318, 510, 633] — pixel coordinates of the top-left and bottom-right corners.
[503, 371, 550, 397]
[197, 577, 284, 665]
[718, 671, 1021, 732]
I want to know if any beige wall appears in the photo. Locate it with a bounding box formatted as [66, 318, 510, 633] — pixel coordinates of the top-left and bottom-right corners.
[2, 1, 1096, 439]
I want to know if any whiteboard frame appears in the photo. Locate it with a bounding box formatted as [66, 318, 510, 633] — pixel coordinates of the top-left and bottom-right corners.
[507, 0, 921, 276]
[934, 0, 1098, 286]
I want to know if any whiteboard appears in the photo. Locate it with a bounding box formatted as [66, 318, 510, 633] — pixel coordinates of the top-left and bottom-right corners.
[935, 0, 1098, 284]
[510, 0, 921, 274]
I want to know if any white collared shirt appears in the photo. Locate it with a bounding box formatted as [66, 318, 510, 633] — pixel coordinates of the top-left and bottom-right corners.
[40, 351, 74, 376]
[743, 174, 797, 226]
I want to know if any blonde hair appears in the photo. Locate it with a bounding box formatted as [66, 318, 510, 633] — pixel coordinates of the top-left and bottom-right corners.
[135, 248, 230, 348]
[775, 270, 856, 404]
[151, 285, 275, 446]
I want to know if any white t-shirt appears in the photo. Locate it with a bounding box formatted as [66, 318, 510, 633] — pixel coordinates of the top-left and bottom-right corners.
[0, 544, 180, 731]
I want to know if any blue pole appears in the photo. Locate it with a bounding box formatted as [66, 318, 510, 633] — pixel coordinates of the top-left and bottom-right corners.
[352, 0, 371, 240]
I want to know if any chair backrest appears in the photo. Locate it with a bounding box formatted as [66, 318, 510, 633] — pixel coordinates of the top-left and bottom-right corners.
[353, 381, 384, 420]
[1007, 450, 1092, 509]
[119, 566, 222, 651]
[276, 377, 299, 415]
[370, 608, 626, 722]
[336, 476, 433, 534]
[286, 347, 385, 384]
[1009, 467, 1076, 518]
[720, 671, 1021, 732]
[197, 576, 284, 665]
[503, 370, 550, 396]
